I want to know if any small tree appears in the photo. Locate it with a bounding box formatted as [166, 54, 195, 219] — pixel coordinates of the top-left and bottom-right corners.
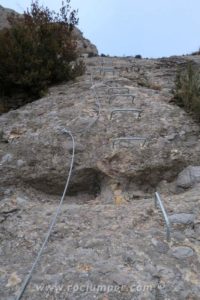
[0, 0, 85, 111]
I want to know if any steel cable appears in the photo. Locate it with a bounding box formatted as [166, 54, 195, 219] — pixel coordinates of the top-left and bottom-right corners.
[16, 130, 75, 300]
[16, 64, 104, 299]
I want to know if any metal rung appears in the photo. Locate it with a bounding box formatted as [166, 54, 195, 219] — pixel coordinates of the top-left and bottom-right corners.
[110, 109, 142, 120]
[103, 79, 126, 87]
[112, 137, 147, 148]
[100, 67, 115, 75]
[101, 67, 114, 70]
[90, 83, 110, 89]
[101, 59, 113, 65]
[107, 87, 130, 95]
[155, 192, 171, 242]
[90, 67, 109, 73]
[109, 94, 135, 104]
[90, 67, 104, 70]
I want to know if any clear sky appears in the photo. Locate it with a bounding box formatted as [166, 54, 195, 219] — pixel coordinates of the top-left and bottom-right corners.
[1, 0, 200, 58]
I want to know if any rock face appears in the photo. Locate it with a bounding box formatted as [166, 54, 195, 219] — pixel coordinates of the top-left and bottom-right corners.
[176, 165, 200, 189]
[0, 182, 200, 299]
[169, 213, 195, 225]
[1, 56, 200, 299]
[73, 27, 98, 56]
[0, 5, 98, 56]
[1, 56, 200, 196]
[0, 5, 18, 29]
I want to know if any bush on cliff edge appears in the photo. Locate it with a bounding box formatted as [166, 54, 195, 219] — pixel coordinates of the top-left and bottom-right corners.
[173, 62, 200, 121]
[0, 0, 85, 112]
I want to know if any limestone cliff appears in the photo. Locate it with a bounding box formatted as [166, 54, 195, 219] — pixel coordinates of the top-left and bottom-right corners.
[0, 5, 18, 29]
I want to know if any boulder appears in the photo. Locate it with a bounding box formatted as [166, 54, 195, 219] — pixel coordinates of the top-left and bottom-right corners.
[169, 213, 195, 225]
[171, 246, 194, 259]
[177, 166, 200, 189]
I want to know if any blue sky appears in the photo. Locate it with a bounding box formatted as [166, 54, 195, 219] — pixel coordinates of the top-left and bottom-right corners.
[1, 0, 200, 58]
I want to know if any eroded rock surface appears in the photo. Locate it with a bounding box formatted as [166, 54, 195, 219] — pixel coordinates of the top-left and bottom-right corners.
[0, 55, 200, 299]
[1, 56, 200, 196]
[0, 5, 18, 29]
[0, 185, 200, 299]
[176, 166, 200, 190]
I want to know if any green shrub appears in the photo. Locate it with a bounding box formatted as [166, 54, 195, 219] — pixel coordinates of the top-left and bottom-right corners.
[88, 52, 97, 58]
[191, 48, 200, 56]
[173, 62, 200, 120]
[135, 54, 142, 59]
[0, 0, 85, 112]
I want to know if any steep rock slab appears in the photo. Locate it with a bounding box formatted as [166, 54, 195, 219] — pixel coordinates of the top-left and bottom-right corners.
[0, 57, 200, 197]
[0, 186, 200, 299]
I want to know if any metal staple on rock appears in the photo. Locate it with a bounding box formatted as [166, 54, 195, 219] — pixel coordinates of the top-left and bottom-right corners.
[109, 93, 135, 104]
[90, 82, 110, 90]
[112, 136, 147, 148]
[16, 130, 75, 300]
[100, 66, 115, 76]
[107, 87, 130, 94]
[110, 108, 142, 120]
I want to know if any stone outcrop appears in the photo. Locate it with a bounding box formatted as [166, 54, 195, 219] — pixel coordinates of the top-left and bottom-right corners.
[1, 55, 200, 299]
[176, 166, 200, 189]
[73, 27, 98, 56]
[1, 56, 200, 196]
[0, 5, 18, 29]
